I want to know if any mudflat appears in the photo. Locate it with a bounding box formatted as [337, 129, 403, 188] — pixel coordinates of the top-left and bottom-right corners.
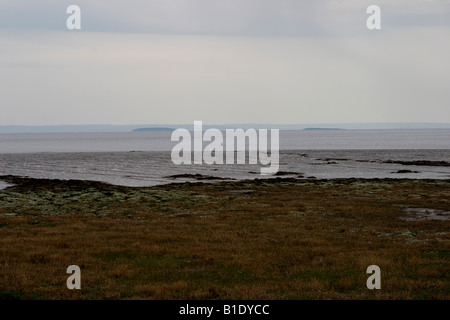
[0, 175, 449, 300]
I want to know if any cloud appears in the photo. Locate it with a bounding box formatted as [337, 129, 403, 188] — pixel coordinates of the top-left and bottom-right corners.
[0, 0, 449, 36]
[1, 26, 449, 125]
[0, 1, 449, 125]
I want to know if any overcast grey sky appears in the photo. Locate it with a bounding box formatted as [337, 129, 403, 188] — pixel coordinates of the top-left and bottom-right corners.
[1, 0, 449, 125]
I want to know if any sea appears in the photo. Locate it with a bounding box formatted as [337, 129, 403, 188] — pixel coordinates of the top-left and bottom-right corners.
[0, 129, 449, 189]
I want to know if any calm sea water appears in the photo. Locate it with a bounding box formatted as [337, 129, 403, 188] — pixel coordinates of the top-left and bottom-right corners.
[0, 130, 449, 187]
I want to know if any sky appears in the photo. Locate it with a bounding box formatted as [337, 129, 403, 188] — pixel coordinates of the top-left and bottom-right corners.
[0, 0, 449, 126]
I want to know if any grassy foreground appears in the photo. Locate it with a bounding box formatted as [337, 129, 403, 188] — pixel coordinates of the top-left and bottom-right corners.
[0, 176, 449, 300]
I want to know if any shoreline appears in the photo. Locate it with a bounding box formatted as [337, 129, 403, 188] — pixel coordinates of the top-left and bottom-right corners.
[1, 174, 450, 191]
[2, 149, 450, 186]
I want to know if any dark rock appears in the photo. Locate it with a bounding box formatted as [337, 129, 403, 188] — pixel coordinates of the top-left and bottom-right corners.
[164, 174, 233, 181]
[392, 170, 420, 174]
[317, 158, 349, 161]
[384, 160, 450, 167]
[274, 171, 303, 176]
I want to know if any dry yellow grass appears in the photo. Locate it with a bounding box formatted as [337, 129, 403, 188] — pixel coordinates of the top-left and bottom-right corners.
[0, 176, 449, 300]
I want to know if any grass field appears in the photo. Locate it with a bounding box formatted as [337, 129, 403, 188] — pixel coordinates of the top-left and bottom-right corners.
[0, 176, 449, 300]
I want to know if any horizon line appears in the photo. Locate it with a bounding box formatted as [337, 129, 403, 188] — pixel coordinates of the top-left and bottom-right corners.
[1, 122, 450, 134]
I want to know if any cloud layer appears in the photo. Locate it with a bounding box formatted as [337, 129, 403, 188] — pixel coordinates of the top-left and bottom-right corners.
[1, 0, 449, 36]
[0, 1, 449, 125]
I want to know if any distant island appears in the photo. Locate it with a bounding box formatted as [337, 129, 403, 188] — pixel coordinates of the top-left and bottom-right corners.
[132, 127, 174, 132]
[303, 128, 344, 131]
[1, 123, 450, 133]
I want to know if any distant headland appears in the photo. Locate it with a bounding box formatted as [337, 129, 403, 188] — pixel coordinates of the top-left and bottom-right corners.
[0, 123, 450, 133]
[132, 127, 174, 132]
[303, 128, 344, 131]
